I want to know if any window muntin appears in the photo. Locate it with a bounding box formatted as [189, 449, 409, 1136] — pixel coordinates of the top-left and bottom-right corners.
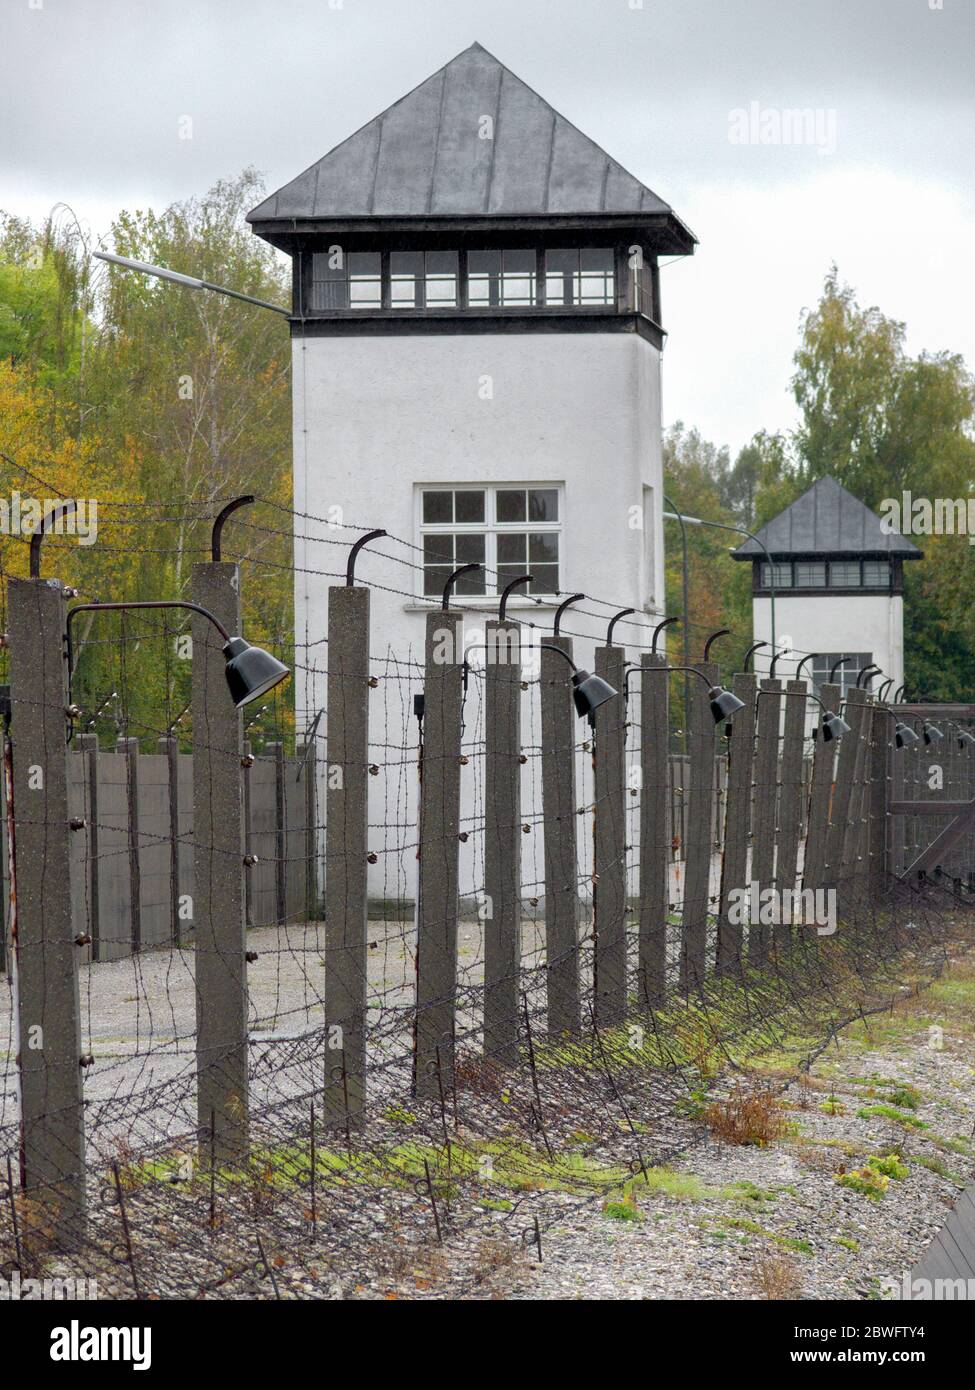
[861, 559, 891, 587]
[794, 561, 826, 587]
[829, 560, 861, 587]
[422, 532, 486, 596]
[390, 251, 459, 310]
[811, 652, 872, 699]
[309, 248, 626, 314]
[760, 562, 793, 588]
[420, 486, 561, 598]
[311, 251, 381, 311]
[545, 248, 615, 306]
[468, 250, 537, 307]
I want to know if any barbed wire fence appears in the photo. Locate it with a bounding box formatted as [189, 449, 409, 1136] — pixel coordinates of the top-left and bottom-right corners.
[0, 487, 972, 1298]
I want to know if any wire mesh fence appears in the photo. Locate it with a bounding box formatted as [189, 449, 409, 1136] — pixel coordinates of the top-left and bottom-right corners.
[0, 492, 972, 1298]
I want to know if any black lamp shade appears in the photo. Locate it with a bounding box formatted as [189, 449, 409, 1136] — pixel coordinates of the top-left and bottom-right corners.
[571, 669, 617, 718]
[708, 685, 745, 723]
[922, 721, 944, 745]
[894, 722, 919, 749]
[821, 711, 850, 742]
[957, 729, 975, 750]
[223, 636, 290, 709]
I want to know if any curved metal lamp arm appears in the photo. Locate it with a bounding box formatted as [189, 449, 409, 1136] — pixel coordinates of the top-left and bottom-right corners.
[893, 685, 906, 703]
[498, 574, 532, 621]
[606, 607, 636, 647]
[211, 495, 255, 561]
[878, 679, 894, 702]
[829, 656, 851, 682]
[742, 640, 767, 673]
[553, 593, 585, 637]
[856, 664, 882, 689]
[651, 615, 679, 655]
[757, 686, 829, 716]
[539, 642, 580, 674]
[441, 563, 481, 611]
[795, 653, 818, 681]
[644, 663, 716, 693]
[703, 628, 730, 663]
[66, 600, 232, 703]
[346, 528, 387, 587]
[769, 649, 787, 679]
[29, 500, 78, 579]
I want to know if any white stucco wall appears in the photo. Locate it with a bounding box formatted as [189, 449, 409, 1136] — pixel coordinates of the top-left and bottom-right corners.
[291, 329, 666, 902]
[752, 592, 905, 693]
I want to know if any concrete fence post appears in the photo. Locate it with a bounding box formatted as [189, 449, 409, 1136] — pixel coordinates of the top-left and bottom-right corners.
[191, 561, 248, 1163]
[269, 740, 287, 927]
[158, 735, 181, 946]
[593, 645, 628, 1028]
[830, 686, 869, 904]
[483, 619, 522, 1066]
[323, 584, 371, 1127]
[242, 737, 254, 927]
[774, 679, 807, 951]
[802, 681, 840, 894]
[79, 732, 101, 960]
[116, 736, 142, 954]
[296, 739, 318, 919]
[540, 637, 581, 1038]
[416, 610, 464, 1097]
[7, 575, 86, 1245]
[682, 661, 718, 990]
[868, 703, 890, 895]
[716, 671, 757, 976]
[841, 689, 874, 908]
[749, 677, 781, 968]
[639, 654, 671, 1005]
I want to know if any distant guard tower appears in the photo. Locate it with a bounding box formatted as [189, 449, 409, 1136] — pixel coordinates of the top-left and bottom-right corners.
[731, 476, 922, 696]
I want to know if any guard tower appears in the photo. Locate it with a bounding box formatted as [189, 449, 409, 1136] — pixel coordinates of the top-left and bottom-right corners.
[247, 41, 696, 731]
[731, 476, 923, 695]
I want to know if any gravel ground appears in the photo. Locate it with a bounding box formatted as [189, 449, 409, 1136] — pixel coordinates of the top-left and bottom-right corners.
[488, 952, 975, 1301]
[2, 928, 973, 1301]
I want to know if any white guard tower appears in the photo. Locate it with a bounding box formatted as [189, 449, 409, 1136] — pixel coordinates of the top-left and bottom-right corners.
[731, 476, 922, 699]
[248, 42, 696, 901]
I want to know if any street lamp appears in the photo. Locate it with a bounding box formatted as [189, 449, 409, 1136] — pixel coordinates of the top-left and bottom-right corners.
[94, 250, 290, 316]
[662, 507, 778, 657]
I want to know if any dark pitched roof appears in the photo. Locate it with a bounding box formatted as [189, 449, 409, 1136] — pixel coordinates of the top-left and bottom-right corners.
[247, 42, 694, 242]
[731, 476, 923, 560]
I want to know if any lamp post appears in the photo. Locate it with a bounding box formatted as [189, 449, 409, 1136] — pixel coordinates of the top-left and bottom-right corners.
[662, 495, 692, 750]
[662, 508, 778, 661]
[94, 250, 290, 317]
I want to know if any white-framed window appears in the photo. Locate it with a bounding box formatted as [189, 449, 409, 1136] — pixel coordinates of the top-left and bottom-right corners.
[418, 484, 562, 600]
[811, 652, 873, 699]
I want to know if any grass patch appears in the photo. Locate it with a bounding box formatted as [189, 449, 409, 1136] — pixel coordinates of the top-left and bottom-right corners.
[856, 1104, 928, 1130]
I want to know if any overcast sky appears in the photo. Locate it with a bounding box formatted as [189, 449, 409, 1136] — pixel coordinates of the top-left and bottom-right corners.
[3, 0, 974, 455]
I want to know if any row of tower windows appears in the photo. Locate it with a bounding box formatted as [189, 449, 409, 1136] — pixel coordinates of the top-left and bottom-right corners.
[308, 248, 654, 315]
[758, 559, 892, 590]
